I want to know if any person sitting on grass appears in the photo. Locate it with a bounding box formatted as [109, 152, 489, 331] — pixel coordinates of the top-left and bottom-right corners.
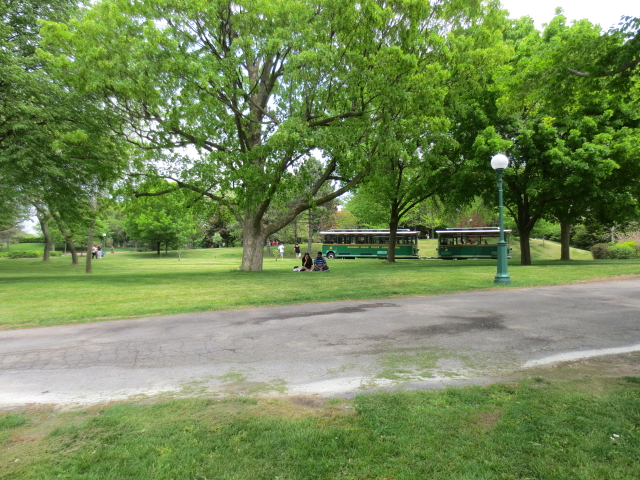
[313, 251, 329, 271]
[300, 252, 313, 271]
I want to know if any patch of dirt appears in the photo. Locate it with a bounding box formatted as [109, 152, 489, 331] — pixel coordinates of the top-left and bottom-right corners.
[288, 395, 327, 410]
[515, 352, 640, 381]
[474, 410, 503, 430]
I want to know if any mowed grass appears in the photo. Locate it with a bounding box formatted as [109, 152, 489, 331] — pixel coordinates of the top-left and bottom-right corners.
[2, 375, 640, 479]
[1, 239, 639, 329]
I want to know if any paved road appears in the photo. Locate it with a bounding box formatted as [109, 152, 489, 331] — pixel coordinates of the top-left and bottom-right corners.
[2, 280, 640, 407]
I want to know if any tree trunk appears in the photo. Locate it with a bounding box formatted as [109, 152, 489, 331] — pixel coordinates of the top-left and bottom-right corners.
[307, 212, 313, 255]
[519, 230, 532, 266]
[50, 211, 79, 265]
[165, 241, 168, 254]
[560, 222, 571, 261]
[241, 220, 268, 271]
[266, 239, 271, 256]
[86, 221, 95, 274]
[37, 213, 52, 262]
[157, 241, 161, 255]
[387, 207, 400, 263]
[67, 241, 79, 265]
[293, 216, 298, 243]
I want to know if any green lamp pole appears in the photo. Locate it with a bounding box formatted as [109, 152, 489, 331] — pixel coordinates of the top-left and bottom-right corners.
[491, 154, 511, 285]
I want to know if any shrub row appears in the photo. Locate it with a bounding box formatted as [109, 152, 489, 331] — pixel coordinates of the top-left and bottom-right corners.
[0, 251, 62, 259]
[591, 241, 639, 260]
[18, 237, 45, 243]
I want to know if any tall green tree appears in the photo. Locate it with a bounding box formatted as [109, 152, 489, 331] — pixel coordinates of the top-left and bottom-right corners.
[497, 15, 640, 262]
[43, 0, 495, 271]
[125, 184, 197, 255]
[348, 0, 508, 263]
[1, 0, 127, 269]
[450, 15, 640, 264]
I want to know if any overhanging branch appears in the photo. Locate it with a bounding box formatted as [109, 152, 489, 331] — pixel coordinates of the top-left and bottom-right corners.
[568, 55, 640, 77]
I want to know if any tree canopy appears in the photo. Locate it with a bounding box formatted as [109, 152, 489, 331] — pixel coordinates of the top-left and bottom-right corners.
[42, 0, 502, 270]
[447, 15, 640, 264]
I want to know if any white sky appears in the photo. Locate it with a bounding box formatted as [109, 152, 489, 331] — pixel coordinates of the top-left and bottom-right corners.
[499, 0, 638, 31]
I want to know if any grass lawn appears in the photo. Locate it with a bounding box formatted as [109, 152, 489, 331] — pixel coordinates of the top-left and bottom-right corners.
[2, 243, 639, 478]
[1, 239, 639, 329]
[2, 373, 640, 479]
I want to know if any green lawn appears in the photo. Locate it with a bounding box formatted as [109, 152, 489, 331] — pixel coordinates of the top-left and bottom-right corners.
[1, 243, 64, 252]
[2, 242, 639, 478]
[2, 375, 639, 479]
[1, 239, 639, 329]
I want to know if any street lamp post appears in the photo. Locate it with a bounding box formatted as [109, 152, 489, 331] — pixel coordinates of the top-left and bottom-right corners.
[491, 154, 511, 285]
[102, 233, 106, 253]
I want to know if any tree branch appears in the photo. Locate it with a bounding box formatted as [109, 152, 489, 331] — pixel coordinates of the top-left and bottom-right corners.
[129, 174, 225, 202]
[567, 55, 640, 77]
[265, 165, 370, 237]
[307, 111, 363, 127]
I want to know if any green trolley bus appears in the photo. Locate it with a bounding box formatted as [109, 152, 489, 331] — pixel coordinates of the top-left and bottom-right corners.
[436, 227, 512, 260]
[321, 229, 420, 259]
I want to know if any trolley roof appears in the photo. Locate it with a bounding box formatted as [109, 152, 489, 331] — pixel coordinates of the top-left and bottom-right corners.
[436, 228, 512, 235]
[320, 229, 420, 235]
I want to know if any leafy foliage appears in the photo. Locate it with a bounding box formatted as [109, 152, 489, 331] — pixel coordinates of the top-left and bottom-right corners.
[124, 183, 198, 254]
[42, 0, 506, 270]
[607, 243, 638, 259]
[449, 14, 640, 265]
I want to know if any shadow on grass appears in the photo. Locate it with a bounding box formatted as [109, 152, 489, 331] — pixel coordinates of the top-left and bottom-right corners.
[2, 258, 638, 288]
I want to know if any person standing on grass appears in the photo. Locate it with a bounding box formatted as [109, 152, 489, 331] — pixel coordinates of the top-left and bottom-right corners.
[294, 243, 301, 259]
[91, 245, 97, 259]
[278, 242, 285, 260]
[313, 251, 329, 271]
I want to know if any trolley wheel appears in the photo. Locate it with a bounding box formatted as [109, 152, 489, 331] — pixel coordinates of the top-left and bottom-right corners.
[326, 251, 336, 259]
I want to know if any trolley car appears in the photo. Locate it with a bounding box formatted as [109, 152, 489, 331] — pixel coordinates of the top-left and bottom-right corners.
[436, 227, 511, 259]
[321, 229, 420, 259]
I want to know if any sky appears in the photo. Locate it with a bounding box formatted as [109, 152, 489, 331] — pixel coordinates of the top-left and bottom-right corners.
[499, 0, 638, 31]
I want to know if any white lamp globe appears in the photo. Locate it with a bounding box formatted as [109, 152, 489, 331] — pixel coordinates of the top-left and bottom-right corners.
[491, 154, 509, 170]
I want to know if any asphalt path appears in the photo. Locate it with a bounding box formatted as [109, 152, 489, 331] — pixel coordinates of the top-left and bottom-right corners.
[1, 280, 640, 408]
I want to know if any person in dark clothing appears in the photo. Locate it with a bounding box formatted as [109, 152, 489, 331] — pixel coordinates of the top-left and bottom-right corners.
[300, 252, 313, 271]
[313, 251, 329, 271]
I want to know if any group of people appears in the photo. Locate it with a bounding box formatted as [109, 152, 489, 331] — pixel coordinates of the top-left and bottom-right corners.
[297, 251, 329, 271]
[275, 242, 330, 271]
[90, 244, 103, 259]
[275, 242, 300, 261]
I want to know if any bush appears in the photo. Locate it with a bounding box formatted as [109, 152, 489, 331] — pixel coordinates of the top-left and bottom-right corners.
[618, 240, 639, 252]
[50, 251, 62, 257]
[608, 244, 637, 259]
[590, 243, 611, 259]
[18, 237, 45, 243]
[570, 224, 611, 250]
[0, 251, 41, 259]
